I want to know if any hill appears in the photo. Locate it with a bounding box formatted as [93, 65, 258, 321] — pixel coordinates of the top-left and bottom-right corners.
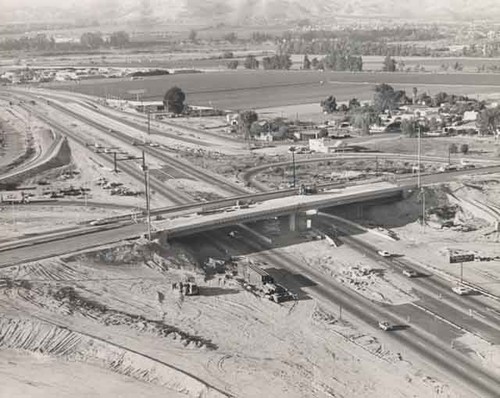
[1, 0, 500, 25]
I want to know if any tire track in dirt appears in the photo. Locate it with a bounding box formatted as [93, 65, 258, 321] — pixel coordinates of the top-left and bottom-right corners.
[0, 316, 231, 398]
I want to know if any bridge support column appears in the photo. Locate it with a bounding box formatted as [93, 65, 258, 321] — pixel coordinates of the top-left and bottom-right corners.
[157, 231, 169, 247]
[356, 205, 363, 219]
[289, 213, 297, 232]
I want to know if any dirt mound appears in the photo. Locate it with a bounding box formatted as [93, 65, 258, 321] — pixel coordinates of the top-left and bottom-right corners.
[0, 136, 72, 186]
[66, 240, 198, 272]
[15, 284, 217, 350]
[0, 316, 228, 398]
[363, 183, 492, 231]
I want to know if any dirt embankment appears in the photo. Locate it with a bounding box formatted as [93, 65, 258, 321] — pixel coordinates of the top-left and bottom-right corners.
[0, 316, 228, 398]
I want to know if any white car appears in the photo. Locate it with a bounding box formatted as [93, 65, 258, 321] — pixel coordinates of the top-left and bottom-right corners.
[378, 321, 395, 331]
[377, 250, 392, 257]
[402, 269, 419, 278]
[452, 285, 473, 296]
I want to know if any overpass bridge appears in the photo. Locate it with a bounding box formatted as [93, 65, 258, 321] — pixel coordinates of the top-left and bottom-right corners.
[153, 182, 406, 240]
[0, 181, 407, 266]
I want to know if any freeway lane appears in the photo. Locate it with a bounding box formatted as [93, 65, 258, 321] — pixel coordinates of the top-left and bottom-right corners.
[194, 228, 500, 397]
[0, 222, 145, 268]
[255, 251, 500, 397]
[317, 214, 500, 343]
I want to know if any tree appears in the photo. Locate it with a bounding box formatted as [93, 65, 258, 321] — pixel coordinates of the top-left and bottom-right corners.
[303, 54, 311, 70]
[416, 92, 432, 106]
[227, 60, 239, 70]
[163, 86, 186, 114]
[80, 32, 104, 49]
[109, 31, 130, 48]
[382, 55, 397, 72]
[244, 55, 259, 69]
[238, 111, 258, 140]
[338, 104, 349, 113]
[460, 144, 469, 154]
[373, 84, 398, 113]
[223, 32, 238, 43]
[449, 143, 458, 154]
[318, 128, 329, 138]
[348, 98, 361, 110]
[188, 29, 197, 42]
[321, 96, 337, 113]
[401, 119, 418, 137]
[412, 87, 418, 105]
[323, 51, 362, 72]
[433, 92, 449, 107]
[477, 106, 500, 136]
[262, 54, 292, 70]
[349, 105, 379, 135]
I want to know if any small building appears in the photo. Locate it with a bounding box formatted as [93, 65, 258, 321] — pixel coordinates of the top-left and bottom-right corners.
[294, 129, 320, 141]
[309, 138, 346, 153]
[463, 111, 478, 122]
[131, 101, 165, 113]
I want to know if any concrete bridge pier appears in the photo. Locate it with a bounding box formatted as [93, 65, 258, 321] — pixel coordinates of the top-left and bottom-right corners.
[289, 213, 298, 231]
[356, 205, 364, 219]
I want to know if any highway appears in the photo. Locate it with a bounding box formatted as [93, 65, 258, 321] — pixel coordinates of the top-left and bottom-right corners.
[317, 214, 500, 343]
[0, 222, 144, 267]
[12, 89, 247, 197]
[183, 228, 500, 398]
[2, 159, 500, 266]
[242, 153, 500, 191]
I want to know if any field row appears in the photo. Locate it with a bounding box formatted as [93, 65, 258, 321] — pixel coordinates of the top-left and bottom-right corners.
[49, 70, 500, 111]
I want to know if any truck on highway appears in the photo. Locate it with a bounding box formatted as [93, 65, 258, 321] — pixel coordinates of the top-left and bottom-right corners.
[239, 262, 275, 287]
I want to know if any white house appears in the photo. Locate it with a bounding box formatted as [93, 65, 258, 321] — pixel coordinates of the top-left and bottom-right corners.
[463, 111, 478, 122]
[309, 138, 346, 153]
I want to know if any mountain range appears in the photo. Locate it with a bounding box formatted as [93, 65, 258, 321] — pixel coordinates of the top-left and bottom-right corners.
[2, 0, 500, 25]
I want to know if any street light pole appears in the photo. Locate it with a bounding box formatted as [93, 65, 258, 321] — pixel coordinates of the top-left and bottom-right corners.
[289, 147, 297, 188]
[142, 150, 151, 240]
[417, 125, 421, 189]
[421, 187, 426, 230]
[147, 109, 151, 136]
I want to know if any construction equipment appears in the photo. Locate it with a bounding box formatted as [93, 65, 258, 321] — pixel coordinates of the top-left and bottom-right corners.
[172, 281, 199, 296]
[299, 184, 318, 195]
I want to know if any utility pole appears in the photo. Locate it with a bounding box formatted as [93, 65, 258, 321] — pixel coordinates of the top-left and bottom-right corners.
[142, 150, 151, 240]
[421, 188, 426, 230]
[289, 146, 297, 188]
[113, 152, 118, 173]
[147, 109, 151, 136]
[417, 125, 422, 189]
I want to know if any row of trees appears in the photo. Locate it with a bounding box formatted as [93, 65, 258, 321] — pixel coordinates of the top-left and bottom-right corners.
[262, 54, 292, 70]
[80, 31, 130, 49]
[235, 54, 293, 70]
[0, 31, 130, 52]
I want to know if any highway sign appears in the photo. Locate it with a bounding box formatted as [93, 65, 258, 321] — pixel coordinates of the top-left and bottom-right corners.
[449, 254, 474, 264]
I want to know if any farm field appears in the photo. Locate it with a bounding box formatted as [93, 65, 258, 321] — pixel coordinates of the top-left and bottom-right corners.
[48, 70, 500, 111]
